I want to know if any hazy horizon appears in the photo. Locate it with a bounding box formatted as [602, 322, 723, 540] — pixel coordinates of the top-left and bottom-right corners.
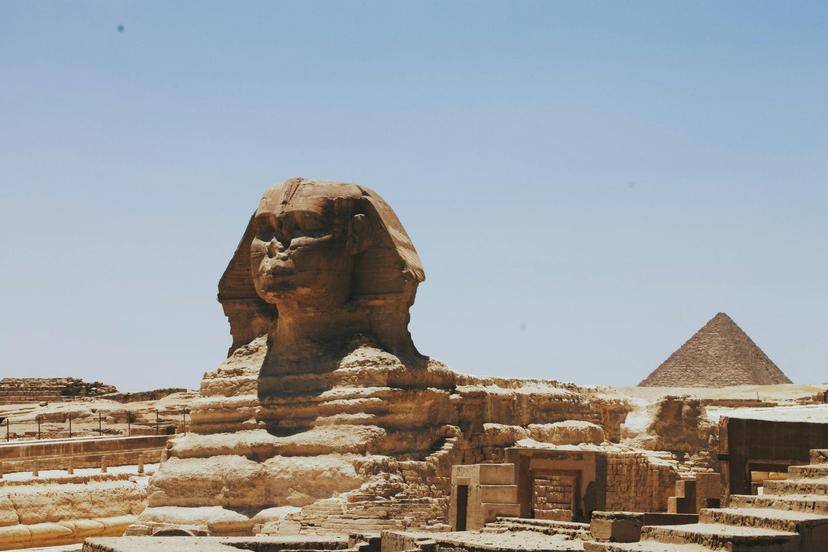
[2, 1, 827, 391]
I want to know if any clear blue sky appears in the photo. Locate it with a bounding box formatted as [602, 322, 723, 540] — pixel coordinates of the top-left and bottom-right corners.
[2, 2, 827, 391]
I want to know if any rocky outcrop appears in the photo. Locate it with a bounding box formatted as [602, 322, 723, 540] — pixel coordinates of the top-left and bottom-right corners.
[647, 395, 718, 455]
[137, 340, 630, 534]
[528, 421, 606, 445]
[0, 378, 118, 405]
[0, 475, 146, 550]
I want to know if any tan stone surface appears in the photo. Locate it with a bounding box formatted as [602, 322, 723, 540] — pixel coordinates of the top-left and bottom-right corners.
[148, 453, 365, 508]
[528, 421, 606, 446]
[0, 475, 146, 550]
[219, 178, 424, 370]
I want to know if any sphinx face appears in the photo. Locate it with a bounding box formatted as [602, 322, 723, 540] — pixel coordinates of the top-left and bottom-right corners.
[250, 187, 355, 308]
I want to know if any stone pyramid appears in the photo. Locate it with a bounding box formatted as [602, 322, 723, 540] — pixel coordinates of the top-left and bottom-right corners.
[639, 312, 791, 387]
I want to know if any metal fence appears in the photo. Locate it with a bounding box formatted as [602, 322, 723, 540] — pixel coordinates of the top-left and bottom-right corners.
[0, 408, 190, 442]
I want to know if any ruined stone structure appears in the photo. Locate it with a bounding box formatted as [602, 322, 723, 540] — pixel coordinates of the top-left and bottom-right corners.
[0, 378, 117, 405]
[639, 312, 792, 387]
[585, 446, 828, 552]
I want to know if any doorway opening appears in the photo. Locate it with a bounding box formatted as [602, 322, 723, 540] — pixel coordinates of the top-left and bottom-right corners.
[456, 484, 469, 531]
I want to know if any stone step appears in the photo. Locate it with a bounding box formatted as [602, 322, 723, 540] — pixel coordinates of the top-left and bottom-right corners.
[699, 507, 828, 534]
[480, 502, 520, 522]
[584, 542, 715, 552]
[763, 478, 828, 496]
[585, 543, 714, 552]
[788, 463, 828, 479]
[640, 523, 799, 551]
[485, 516, 590, 538]
[730, 493, 828, 514]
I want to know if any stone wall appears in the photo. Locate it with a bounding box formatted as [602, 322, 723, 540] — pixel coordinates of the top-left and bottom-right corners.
[605, 453, 678, 512]
[0, 378, 118, 405]
[282, 431, 470, 534]
[0, 435, 169, 475]
[646, 396, 717, 455]
[0, 475, 146, 550]
[101, 389, 190, 404]
[532, 474, 575, 520]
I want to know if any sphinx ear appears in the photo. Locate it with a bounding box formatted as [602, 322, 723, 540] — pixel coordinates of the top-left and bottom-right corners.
[347, 214, 373, 255]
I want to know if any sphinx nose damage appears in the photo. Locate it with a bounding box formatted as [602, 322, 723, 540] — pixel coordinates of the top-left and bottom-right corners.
[266, 238, 285, 258]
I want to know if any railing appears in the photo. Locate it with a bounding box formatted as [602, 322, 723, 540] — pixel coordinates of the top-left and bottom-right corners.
[0, 408, 190, 443]
[0, 434, 171, 479]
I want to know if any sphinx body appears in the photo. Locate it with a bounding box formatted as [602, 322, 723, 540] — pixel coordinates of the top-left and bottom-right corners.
[136, 179, 460, 535]
[134, 179, 628, 536]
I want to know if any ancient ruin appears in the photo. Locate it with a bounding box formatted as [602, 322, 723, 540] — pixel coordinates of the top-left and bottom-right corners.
[1, 179, 826, 552]
[0, 378, 117, 405]
[640, 312, 792, 387]
[126, 178, 629, 537]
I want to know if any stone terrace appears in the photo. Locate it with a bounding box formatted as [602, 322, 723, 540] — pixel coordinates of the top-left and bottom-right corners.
[0, 379, 117, 405]
[586, 448, 828, 552]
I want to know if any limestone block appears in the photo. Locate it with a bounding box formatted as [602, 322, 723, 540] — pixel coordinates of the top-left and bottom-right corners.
[0, 495, 19, 527]
[590, 516, 642, 543]
[147, 453, 365, 509]
[528, 421, 606, 445]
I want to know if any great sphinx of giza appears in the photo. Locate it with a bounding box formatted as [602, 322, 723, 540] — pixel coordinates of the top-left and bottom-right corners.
[132, 178, 629, 536]
[210, 178, 454, 437]
[221, 178, 432, 409]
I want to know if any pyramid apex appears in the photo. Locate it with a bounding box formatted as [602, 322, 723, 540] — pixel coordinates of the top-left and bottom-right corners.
[711, 311, 735, 323]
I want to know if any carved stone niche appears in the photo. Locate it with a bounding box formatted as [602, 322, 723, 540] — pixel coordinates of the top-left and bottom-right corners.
[218, 178, 427, 399]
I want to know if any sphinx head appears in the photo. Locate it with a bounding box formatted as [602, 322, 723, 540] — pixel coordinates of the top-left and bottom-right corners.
[218, 178, 424, 361]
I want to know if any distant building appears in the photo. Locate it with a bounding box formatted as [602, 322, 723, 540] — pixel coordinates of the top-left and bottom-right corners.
[639, 312, 791, 387]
